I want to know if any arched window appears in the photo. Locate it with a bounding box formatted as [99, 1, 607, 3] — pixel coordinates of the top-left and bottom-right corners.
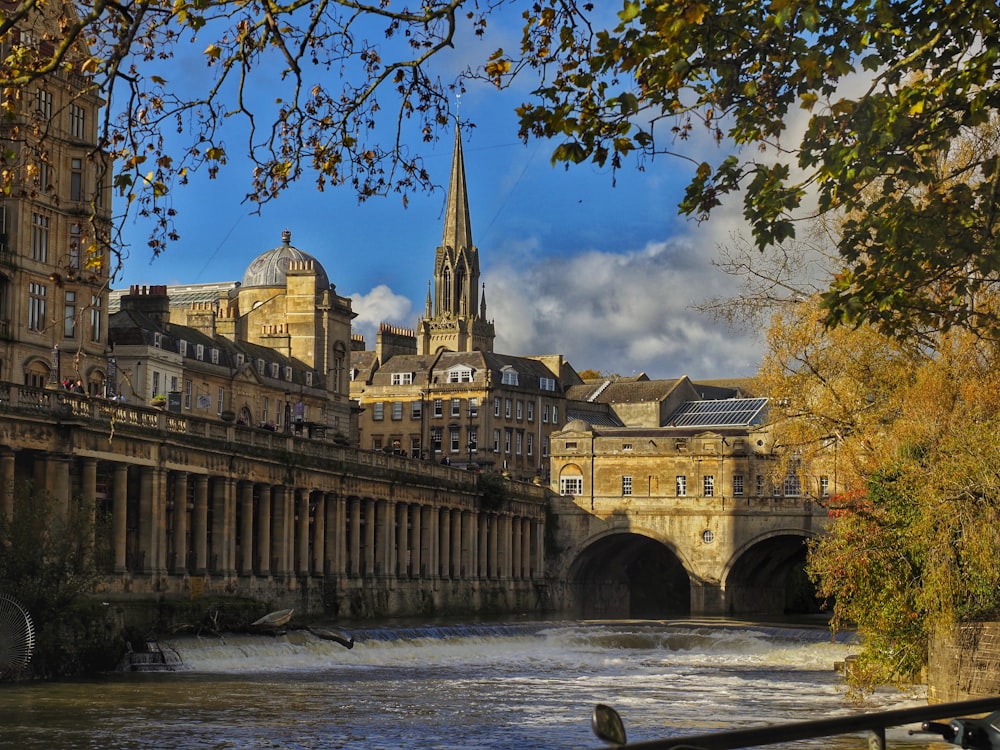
[559, 465, 584, 496]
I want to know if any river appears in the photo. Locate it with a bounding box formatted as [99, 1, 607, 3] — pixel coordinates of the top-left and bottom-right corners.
[0, 619, 942, 749]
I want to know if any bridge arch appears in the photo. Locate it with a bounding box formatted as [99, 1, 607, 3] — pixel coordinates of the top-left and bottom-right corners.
[721, 529, 822, 615]
[564, 529, 693, 619]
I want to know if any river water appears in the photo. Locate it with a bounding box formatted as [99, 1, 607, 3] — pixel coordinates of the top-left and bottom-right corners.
[0, 619, 940, 749]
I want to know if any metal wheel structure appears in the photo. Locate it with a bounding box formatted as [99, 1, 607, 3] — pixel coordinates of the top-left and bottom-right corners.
[0, 593, 35, 678]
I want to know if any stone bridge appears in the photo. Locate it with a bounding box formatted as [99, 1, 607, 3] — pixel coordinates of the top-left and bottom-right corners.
[545, 492, 830, 618]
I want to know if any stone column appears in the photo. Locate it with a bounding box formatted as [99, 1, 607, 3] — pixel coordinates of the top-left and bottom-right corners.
[297, 490, 310, 575]
[256, 485, 272, 576]
[409, 503, 422, 577]
[438, 508, 451, 579]
[520, 518, 531, 580]
[326, 493, 345, 576]
[240, 481, 254, 576]
[395, 502, 409, 578]
[450, 509, 462, 579]
[363, 499, 376, 577]
[173, 472, 189, 575]
[348, 497, 361, 577]
[312, 491, 326, 576]
[422, 506, 437, 580]
[79, 457, 98, 565]
[273, 486, 293, 576]
[40, 452, 71, 522]
[478, 513, 489, 579]
[488, 514, 499, 580]
[531, 518, 544, 579]
[138, 466, 156, 575]
[0, 447, 14, 520]
[192, 474, 209, 574]
[512, 514, 523, 580]
[210, 477, 234, 575]
[112, 463, 128, 573]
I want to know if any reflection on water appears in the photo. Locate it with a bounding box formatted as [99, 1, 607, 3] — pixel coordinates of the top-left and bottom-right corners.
[0, 620, 937, 749]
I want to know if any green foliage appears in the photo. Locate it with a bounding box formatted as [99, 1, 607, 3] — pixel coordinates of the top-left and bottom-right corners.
[477, 472, 510, 512]
[0, 482, 106, 678]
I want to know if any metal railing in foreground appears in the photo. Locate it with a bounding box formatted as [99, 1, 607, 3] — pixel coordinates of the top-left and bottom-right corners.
[591, 696, 1000, 749]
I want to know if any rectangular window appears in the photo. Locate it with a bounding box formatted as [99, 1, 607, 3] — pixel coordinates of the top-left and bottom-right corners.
[450, 427, 460, 453]
[305, 372, 314, 387]
[90, 294, 102, 342]
[526, 433, 533, 456]
[539, 376, 555, 391]
[433, 399, 443, 418]
[527, 401, 534, 421]
[210, 348, 219, 365]
[516, 430, 523, 455]
[28, 282, 46, 332]
[552, 406, 559, 423]
[501, 369, 519, 385]
[152, 371, 161, 398]
[504, 429, 512, 454]
[284, 366, 293, 382]
[411, 401, 422, 419]
[543, 438, 549, 458]
[35, 88, 52, 118]
[410, 437, 421, 458]
[468, 427, 477, 453]
[560, 476, 583, 496]
[622, 476, 633, 496]
[493, 397, 501, 417]
[733, 475, 744, 497]
[269, 362, 279, 378]
[63, 291, 76, 338]
[218, 387, 226, 416]
[783, 474, 802, 496]
[516, 400, 523, 420]
[69, 103, 86, 139]
[391, 401, 403, 420]
[70, 158, 83, 202]
[676, 476, 687, 497]
[391, 372, 413, 385]
[431, 427, 442, 453]
[68, 224, 81, 269]
[704, 475, 715, 497]
[450, 398, 461, 418]
[493, 429, 500, 452]
[819, 475, 830, 497]
[757, 475, 765, 496]
[372, 402, 384, 421]
[505, 398, 512, 419]
[372, 437, 383, 452]
[196, 344, 204, 361]
[468, 398, 478, 417]
[31, 213, 49, 262]
[542, 404, 549, 423]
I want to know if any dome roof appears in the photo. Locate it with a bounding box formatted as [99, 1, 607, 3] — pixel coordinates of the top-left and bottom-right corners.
[241, 229, 330, 290]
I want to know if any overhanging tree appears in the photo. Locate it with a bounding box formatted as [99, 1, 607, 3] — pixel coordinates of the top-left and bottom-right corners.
[3, 0, 1000, 329]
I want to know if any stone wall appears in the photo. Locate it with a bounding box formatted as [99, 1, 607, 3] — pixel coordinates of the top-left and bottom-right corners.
[927, 621, 1000, 703]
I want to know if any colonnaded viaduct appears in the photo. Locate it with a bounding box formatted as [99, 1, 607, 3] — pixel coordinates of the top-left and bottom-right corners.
[1, 383, 828, 620]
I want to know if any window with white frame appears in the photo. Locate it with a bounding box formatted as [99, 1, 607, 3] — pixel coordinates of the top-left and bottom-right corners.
[392, 401, 403, 420]
[373, 402, 384, 420]
[179, 340, 188, 356]
[392, 372, 413, 385]
[501, 367, 519, 386]
[733, 475, 744, 497]
[447, 366, 473, 383]
[539, 376, 555, 391]
[494, 397, 501, 417]
[516, 400, 523, 420]
[676, 475, 687, 497]
[551, 405, 559, 424]
[31, 213, 49, 262]
[211, 348, 219, 365]
[196, 344, 204, 361]
[756, 475, 765, 496]
[542, 404, 549, 423]
[516, 430, 523, 455]
[69, 103, 85, 139]
[504, 429, 512, 454]
[269, 362, 279, 378]
[218, 387, 225, 415]
[493, 429, 500, 452]
[450, 427, 460, 452]
[468, 398, 478, 417]
[284, 366, 292, 382]
[703, 475, 715, 497]
[184, 379, 192, 409]
[819, 475, 830, 497]
[430, 427, 442, 452]
[305, 372, 313, 386]
[257, 358, 265, 375]
[560, 476, 583, 496]
[504, 398, 512, 418]
[527, 401, 534, 421]
[622, 476, 633, 496]
[450, 398, 461, 417]
[411, 401, 422, 419]
[90, 295, 102, 342]
[63, 291, 76, 338]
[153, 332, 162, 348]
[526, 434, 533, 456]
[783, 473, 802, 496]
[433, 399, 443, 417]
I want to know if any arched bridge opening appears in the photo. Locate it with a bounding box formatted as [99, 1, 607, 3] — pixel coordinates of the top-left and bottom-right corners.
[567, 533, 691, 619]
[725, 533, 822, 616]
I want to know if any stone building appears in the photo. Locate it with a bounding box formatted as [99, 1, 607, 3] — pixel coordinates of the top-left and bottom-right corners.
[350, 124, 581, 480]
[109, 232, 356, 441]
[0, 4, 112, 392]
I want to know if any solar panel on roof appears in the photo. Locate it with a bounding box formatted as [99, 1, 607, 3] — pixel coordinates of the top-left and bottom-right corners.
[666, 398, 768, 428]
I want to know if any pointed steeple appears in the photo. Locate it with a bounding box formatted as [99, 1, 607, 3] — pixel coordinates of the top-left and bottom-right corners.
[441, 121, 474, 253]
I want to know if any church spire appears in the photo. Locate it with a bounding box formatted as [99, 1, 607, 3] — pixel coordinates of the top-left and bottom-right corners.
[441, 121, 473, 253]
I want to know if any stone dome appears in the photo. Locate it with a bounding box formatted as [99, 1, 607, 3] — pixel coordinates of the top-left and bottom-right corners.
[241, 229, 330, 289]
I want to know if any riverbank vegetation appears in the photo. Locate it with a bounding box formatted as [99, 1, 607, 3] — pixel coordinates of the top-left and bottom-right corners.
[754, 299, 1000, 692]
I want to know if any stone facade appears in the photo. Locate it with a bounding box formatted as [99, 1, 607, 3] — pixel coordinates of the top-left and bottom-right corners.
[0, 2, 112, 392]
[928, 622, 1000, 703]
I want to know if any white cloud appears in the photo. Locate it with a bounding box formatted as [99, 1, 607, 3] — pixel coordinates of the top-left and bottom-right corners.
[348, 285, 414, 346]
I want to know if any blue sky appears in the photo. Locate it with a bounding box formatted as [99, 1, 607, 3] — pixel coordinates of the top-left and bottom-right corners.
[115, 12, 765, 381]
